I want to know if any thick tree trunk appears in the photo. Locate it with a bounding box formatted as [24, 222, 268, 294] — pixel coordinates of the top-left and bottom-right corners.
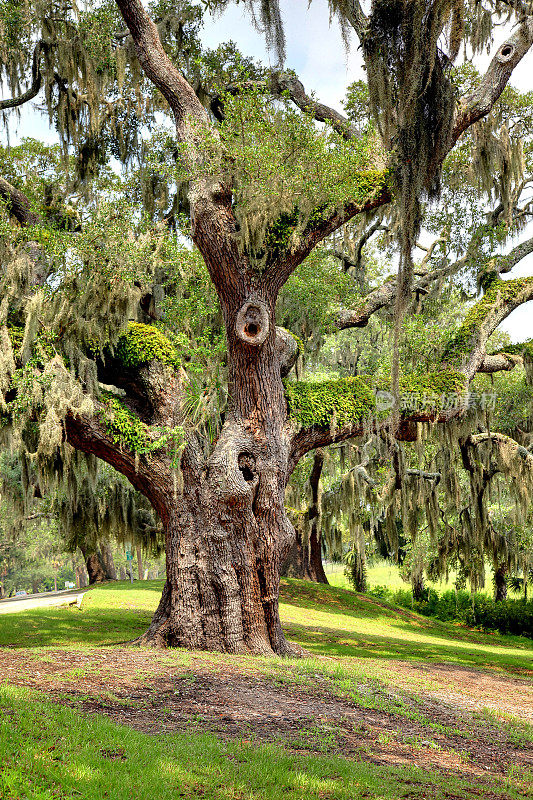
[283, 527, 329, 583]
[79, 544, 106, 584]
[135, 436, 300, 654]
[412, 570, 425, 602]
[100, 542, 118, 580]
[132, 288, 303, 655]
[65, 246, 302, 654]
[79, 543, 117, 584]
[85, 552, 107, 584]
[494, 563, 508, 602]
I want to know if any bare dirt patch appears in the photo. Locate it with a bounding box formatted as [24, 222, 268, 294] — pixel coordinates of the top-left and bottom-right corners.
[1, 645, 531, 793]
[375, 660, 533, 722]
[68, 671, 532, 777]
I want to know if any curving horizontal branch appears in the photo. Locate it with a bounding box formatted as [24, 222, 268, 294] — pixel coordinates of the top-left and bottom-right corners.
[285, 371, 466, 466]
[462, 431, 533, 479]
[335, 224, 533, 333]
[64, 409, 175, 521]
[493, 234, 533, 275]
[0, 43, 43, 111]
[0, 176, 40, 227]
[477, 352, 523, 374]
[271, 72, 356, 140]
[336, 278, 396, 329]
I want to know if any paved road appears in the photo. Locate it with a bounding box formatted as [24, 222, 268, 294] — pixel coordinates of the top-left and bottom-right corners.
[0, 588, 88, 614]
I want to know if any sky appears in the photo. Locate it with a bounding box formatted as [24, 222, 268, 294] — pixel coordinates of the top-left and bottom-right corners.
[2, 0, 532, 340]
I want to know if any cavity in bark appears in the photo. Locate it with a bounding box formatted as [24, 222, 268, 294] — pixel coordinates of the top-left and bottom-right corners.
[498, 44, 515, 62]
[238, 452, 256, 483]
[235, 298, 269, 346]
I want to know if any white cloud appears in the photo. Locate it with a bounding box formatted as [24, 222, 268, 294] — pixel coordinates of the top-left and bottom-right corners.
[200, 0, 364, 108]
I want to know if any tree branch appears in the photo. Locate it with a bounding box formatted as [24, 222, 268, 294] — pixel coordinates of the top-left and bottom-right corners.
[270, 72, 356, 140]
[0, 176, 40, 226]
[114, 0, 243, 295]
[64, 409, 175, 522]
[266, 185, 392, 292]
[0, 43, 43, 111]
[495, 234, 533, 274]
[466, 431, 533, 470]
[335, 225, 533, 332]
[451, 277, 533, 379]
[265, 15, 533, 293]
[477, 352, 522, 373]
[288, 416, 425, 470]
[405, 469, 441, 484]
[336, 278, 396, 329]
[342, 0, 368, 40]
[114, 0, 205, 130]
[452, 17, 533, 143]
[289, 273, 533, 463]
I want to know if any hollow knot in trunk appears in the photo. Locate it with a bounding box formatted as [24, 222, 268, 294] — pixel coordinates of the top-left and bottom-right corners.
[235, 297, 269, 346]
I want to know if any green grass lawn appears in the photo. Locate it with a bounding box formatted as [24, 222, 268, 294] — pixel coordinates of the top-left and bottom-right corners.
[0, 578, 532, 799]
[2, 683, 491, 800]
[0, 581, 162, 649]
[279, 579, 533, 672]
[2, 578, 531, 674]
[325, 560, 519, 596]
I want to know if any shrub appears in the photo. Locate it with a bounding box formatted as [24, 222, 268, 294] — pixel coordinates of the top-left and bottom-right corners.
[379, 586, 533, 638]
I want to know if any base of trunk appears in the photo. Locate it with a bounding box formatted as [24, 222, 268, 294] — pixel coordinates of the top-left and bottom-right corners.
[79, 544, 116, 585]
[130, 580, 307, 657]
[282, 531, 328, 584]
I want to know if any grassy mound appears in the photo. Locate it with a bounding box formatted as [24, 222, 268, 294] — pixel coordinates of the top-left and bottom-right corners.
[0, 579, 532, 800]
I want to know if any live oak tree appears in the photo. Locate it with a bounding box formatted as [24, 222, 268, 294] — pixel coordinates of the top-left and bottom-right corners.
[3, 0, 533, 653]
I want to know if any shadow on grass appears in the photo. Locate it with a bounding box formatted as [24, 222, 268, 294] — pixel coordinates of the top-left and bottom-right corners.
[283, 620, 533, 673]
[279, 578, 401, 620]
[2, 577, 532, 675]
[0, 607, 153, 648]
[0, 580, 166, 648]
